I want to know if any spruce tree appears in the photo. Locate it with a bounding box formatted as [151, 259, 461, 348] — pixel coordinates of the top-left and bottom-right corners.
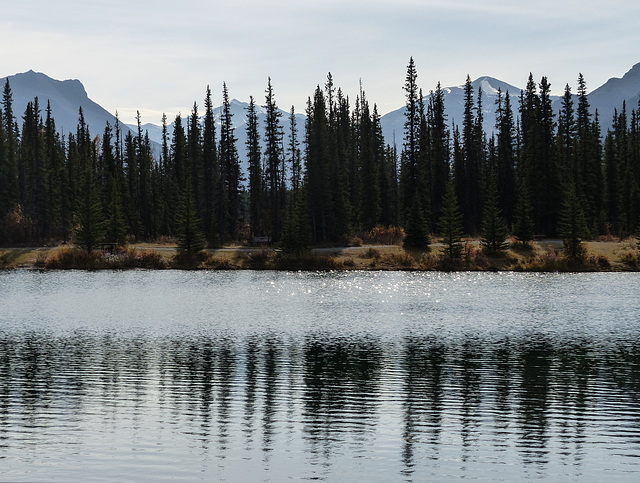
[512, 180, 535, 246]
[558, 183, 589, 264]
[246, 96, 263, 238]
[402, 192, 430, 251]
[175, 181, 205, 256]
[438, 176, 464, 259]
[480, 173, 509, 254]
[73, 165, 106, 253]
[264, 78, 285, 241]
[219, 83, 242, 241]
[202, 86, 221, 246]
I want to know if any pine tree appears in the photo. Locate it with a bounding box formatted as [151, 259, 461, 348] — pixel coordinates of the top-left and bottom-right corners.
[73, 165, 106, 252]
[403, 192, 430, 250]
[105, 179, 128, 247]
[399, 57, 421, 223]
[558, 183, 589, 264]
[0, 79, 19, 219]
[202, 86, 221, 246]
[438, 176, 464, 259]
[512, 180, 535, 246]
[494, 88, 516, 225]
[480, 173, 509, 254]
[427, 82, 450, 228]
[264, 78, 285, 241]
[246, 96, 263, 238]
[219, 83, 243, 241]
[175, 181, 205, 256]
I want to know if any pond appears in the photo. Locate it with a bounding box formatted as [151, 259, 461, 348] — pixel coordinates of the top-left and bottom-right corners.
[1, 270, 639, 481]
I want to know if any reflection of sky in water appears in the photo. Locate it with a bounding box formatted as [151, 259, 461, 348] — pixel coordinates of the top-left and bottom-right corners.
[0, 271, 639, 481]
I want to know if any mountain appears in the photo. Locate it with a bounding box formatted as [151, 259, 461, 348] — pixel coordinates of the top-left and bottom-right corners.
[380, 76, 561, 148]
[0, 70, 134, 140]
[587, 62, 640, 128]
[3, 63, 640, 163]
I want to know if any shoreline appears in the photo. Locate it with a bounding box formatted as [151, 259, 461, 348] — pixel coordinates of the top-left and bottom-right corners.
[2, 239, 639, 272]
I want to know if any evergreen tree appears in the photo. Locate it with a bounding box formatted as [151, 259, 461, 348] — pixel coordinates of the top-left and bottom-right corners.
[458, 75, 482, 233]
[399, 57, 421, 223]
[245, 95, 263, 237]
[264, 78, 285, 241]
[480, 173, 509, 254]
[0, 79, 19, 220]
[73, 165, 106, 252]
[512, 179, 535, 246]
[558, 183, 590, 263]
[356, 90, 382, 231]
[105, 179, 128, 247]
[402, 192, 430, 250]
[427, 82, 450, 228]
[494, 88, 516, 224]
[438, 176, 464, 259]
[44, 101, 66, 240]
[202, 86, 221, 246]
[219, 83, 243, 241]
[20, 98, 47, 242]
[175, 180, 205, 256]
[575, 73, 604, 233]
[305, 87, 330, 243]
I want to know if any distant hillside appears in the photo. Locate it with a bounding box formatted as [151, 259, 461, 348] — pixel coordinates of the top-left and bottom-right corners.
[379, 76, 542, 148]
[0, 70, 134, 140]
[3, 63, 640, 161]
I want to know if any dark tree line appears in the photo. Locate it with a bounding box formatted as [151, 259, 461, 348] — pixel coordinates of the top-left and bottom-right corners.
[1, 60, 640, 252]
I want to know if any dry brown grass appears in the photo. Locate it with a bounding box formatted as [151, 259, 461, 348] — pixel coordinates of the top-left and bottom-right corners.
[0, 239, 638, 271]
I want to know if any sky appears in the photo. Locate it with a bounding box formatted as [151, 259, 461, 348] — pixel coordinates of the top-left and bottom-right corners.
[2, 0, 640, 125]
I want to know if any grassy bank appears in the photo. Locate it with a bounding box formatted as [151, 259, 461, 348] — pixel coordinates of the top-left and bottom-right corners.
[2, 238, 640, 271]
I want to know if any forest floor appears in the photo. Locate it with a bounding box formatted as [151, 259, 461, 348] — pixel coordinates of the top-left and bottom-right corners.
[1, 237, 639, 272]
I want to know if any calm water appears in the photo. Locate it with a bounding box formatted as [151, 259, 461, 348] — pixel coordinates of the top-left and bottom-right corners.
[0, 270, 639, 481]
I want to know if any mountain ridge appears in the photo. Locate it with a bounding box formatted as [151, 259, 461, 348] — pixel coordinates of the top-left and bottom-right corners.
[3, 64, 640, 155]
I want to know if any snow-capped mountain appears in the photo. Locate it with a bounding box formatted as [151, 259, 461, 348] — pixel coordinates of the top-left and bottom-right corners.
[379, 76, 561, 148]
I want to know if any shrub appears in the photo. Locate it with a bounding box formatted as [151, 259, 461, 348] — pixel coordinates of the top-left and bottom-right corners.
[621, 251, 638, 268]
[342, 258, 356, 268]
[246, 249, 273, 269]
[348, 236, 363, 247]
[363, 225, 405, 245]
[44, 247, 105, 269]
[419, 253, 439, 270]
[366, 247, 381, 260]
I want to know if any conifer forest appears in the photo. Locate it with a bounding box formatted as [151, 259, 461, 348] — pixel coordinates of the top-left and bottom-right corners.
[1, 58, 639, 254]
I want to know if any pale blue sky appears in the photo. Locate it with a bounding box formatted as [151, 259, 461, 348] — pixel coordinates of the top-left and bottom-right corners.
[2, 0, 639, 124]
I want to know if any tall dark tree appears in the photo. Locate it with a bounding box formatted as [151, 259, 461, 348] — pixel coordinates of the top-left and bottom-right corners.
[20, 98, 47, 241]
[558, 183, 589, 263]
[0, 79, 19, 221]
[246, 95, 263, 237]
[264, 78, 285, 241]
[512, 179, 535, 246]
[575, 73, 604, 233]
[480, 173, 509, 254]
[438, 176, 464, 259]
[73, 164, 106, 253]
[202, 86, 221, 245]
[175, 178, 205, 257]
[219, 83, 243, 241]
[457, 75, 482, 233]
[427, 82, 450, 228]
[494, 88, 516, 224]
[399, 57, 421, 223]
